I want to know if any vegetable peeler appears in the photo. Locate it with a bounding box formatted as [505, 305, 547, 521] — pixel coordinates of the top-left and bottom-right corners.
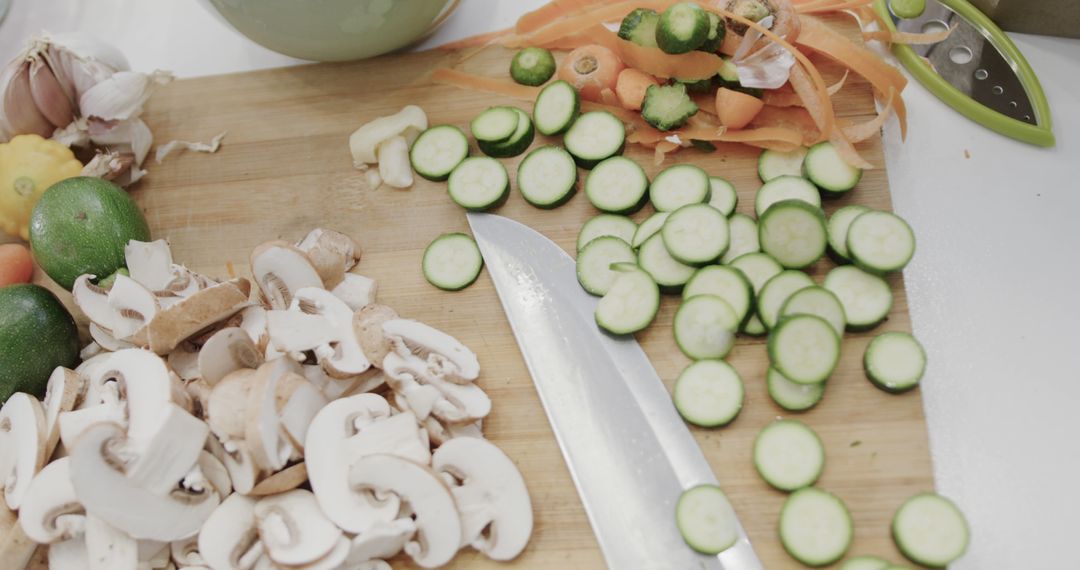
[873, 0, 1055, 147]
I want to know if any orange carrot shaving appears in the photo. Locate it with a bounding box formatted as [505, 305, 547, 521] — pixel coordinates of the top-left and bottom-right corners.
[431, 68, 540, 100]
[504, 1, 658, 49]
[839, 88, 895, 142]
[795, 0, 874, 14]
[863, 25, 955, 45]
[762, 70, 848, 107]
[532, 24, 722, 80]
[438, 28, 513, 50]
[751, 105, 823, 144]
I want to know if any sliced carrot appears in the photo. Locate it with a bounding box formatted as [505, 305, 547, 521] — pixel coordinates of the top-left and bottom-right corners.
[863, 25, 955, 45]
[557, 44, 625, 102]
[715, 88, 766, 130]
[0, 243, 34, 286]
[615, 68, 659, 111]
[437, 28, 513, 50]
[600, 87, 621, 107]
[431, 68, 540, 100]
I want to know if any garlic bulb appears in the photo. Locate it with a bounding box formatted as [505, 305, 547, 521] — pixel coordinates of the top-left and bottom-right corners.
[0, 33, 173, 186]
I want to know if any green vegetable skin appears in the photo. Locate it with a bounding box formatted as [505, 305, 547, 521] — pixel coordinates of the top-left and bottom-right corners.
[656, 3, 710, 54]
[889, 0, 925, 19]
[618, 8, 660, 47]
[699, 11, 726, 52]
[641, 83, 699, 131]
[0, 284, 79, 402]
[29, 176, 151, 290]
[510, 47, 556, 87]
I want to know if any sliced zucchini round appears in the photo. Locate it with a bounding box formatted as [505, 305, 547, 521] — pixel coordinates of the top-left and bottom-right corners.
[517, 145, 577, 209]
[632, 212, 670, 248]
[754, 419, 825, 491]
[780, 285, 847, 337]
[422, 233, 483, 291]
[637, 233, 695, 292]
[673, 360, 744, 427]
[846, 210, 916, 274]
[674, 295, 739, 360]
[478, 107, 534, 158]
[576, 236, 636, 296]
[827, 204, 872, 264]
[409, 125, 469, 182]
[768, 314, 840, 384]
[470, 106, 519, 142]
[755, 175, 821, 217]
[758, 199, 828, 269]
[758, 147, 808, 182]
[656, 2, 710, 54]
[840, 556, 891, 570]
[447, 157, 509, 211]
[650, 164, 711, 212]
[510, 47, 556, 86]
[757, 269, 815, 330]
[683, 265, 754, 326]
[577, 214, 637, 252]
[720, 213, 760, 264]
[533, 80, 580, 136]
[804, 141, 863, 195]
[824, 265, 893, 331]
[780, 488, 854, 567]
[661, 204, 730, 265]
[892, 493, 969, 568]
[864, 331, 926, 393]
[585, 156, 649, 214]
[564, 111, 625, 169]
[595, 264, 660, 334]
[767, 366, 825, 412]
[708, 177, 738, 216]
[676, 484, 738, 555]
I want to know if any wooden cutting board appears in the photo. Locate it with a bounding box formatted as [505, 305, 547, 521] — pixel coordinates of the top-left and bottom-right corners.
[35, 20, 933, 569]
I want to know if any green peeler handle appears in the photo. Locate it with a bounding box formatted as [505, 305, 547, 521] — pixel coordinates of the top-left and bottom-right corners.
[872, 0, 1056, 147]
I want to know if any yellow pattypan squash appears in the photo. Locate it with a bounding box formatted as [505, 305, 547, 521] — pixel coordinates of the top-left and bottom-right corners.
[0, 134, 83, 240]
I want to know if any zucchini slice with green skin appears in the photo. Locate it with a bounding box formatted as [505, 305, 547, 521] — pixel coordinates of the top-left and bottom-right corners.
[728, 253, 782, 336]
[757, 269, 815, 330]
[804, 141, 863, 196]
[698, 11, 726, 52]
[676, 484, 738, 555]
[533, 80, 580, 136]
[576, 236, 636, 296]
[824, 265, 893, 331]
[758, 147, 809, 182]
[827, 204, 872, 264]
[758, 199, 828, 269]
[422, 233, 483, 291]
[641, 83, 699, 131]
[409, 125, 469, 182]
[656, 3, 710, 54]
[846, 210, 916, 274]
[510, 47, 556, 87]
[577, 214, 637, 252]
[892, 493, 970, 567]
[517, 145, 577, 209]
[674, 295, 739, 360]
[650, 163, 711, 212]
[780, 488, 854, 567]
[673, 360, 744, 427]
[683, 265, 754, 326]
[840, 556, 891, 570]
[864, 331, 926, 393]
[632, 212, 670, 248]
[708, 177, 738, 217]
[595, 263, 660, 334]
[767, 366, 825, 412]
[720, 214, 760, 264]
[563, 111, 625, 169]
[662, 204, 730, 266]
[447, 157, 509, 211]
[478, 108, 534, 158]
[617, 8, 660, 48]
[637, 233, 695, 292]
[470, 106, 519, 143]
[768, 314, 840, 384]
[755, 175, 821, 217]
[780, 285, 847, 337]
[754, 419, 825, 491]
[585, 156, 649, 214]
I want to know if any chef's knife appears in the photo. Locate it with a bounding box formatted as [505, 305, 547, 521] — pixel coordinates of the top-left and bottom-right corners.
[467, 212, 763, 570]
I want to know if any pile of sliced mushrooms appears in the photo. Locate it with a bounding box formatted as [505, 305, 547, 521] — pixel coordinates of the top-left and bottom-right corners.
[0, 228, 533, 570]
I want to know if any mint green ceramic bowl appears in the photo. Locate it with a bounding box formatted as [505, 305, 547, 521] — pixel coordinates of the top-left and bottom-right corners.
[207, 0, 458, 62]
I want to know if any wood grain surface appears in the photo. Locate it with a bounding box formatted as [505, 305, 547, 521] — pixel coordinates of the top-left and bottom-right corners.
[22, 20, 934, 570]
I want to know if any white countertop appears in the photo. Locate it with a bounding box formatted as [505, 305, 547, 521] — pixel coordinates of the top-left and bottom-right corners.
[3, 1, 1078, 567]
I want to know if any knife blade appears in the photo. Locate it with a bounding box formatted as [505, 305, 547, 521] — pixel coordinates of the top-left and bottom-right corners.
[467, 212, 763, 570]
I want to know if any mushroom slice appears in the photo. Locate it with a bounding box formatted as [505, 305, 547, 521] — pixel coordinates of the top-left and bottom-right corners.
[125, 239, 175, 291]
[384, 352, 491, 424]
[206, 437, 259, 496]
[119, 403, 210, 497]
[84, 514, 138, 570]
[18, 457, 85, 544]
[139, 539, 172, 569]
[348, 454, 461, 569]
[293, 287, 371, 378]
[344, 518, 416, 566]
[207, 368, 256, 442]
[196, 451, 232, 498]
[168, 342, 202, 381]
[72, 275, 122, 333]
[170, 534, 204, 568]
[292, 536, 350, 570]
[87, 349, 174, 450]
[422, 414, 483, 448]
[301, 365, 384, 401]
[57, 390, 125, 451]
[295, 228, 361, 289]
[432, 437, 533, 561]
[49, 536, 89, 570]
[278, 381, 327, 453]
[198, 493, 263, 570]
[248, 463, 307, 497]
[198, 327, 264, 386]
[254, 489, 342, 567]
[244, 360, 302, 472]
[383, 319, 480, 384]
[0, 393, 47, 509]
[356, 561, 392, 570]
[80, 341, 105, 360]
[265, 310, 332, 353]
[106, 274, 161, 340]
[237, 306, 269, 351]
[90, 322, 137, 352]
[250, 241, 323, 310]
[42, 367, 84, 454]
[305, 394, 432, 534]
[352, 304, 399, 369]
[135, 278, 253, 355]
[69, 422, 219, 541]
[331, 273, 377, 311]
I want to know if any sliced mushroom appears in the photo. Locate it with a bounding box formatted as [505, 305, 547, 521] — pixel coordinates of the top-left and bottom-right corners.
[84, 514, 138, 570]
[244, 360, 302, 472]
[432, 437, 533, 561]
[421, 414, 483, 448]
[69, 421, 219, 541]
[301, 365, 385, 401]
[119, 403, 211, 497]
[265, 310, 332, 353]
[170, 534, 204, 568]
[296, 287, 371, 377]
[254, 489, 342, 567]
[331, 273, 377, 311]
[344, 518, 416, 566]
[356, 560, 391, 570]
[352, 304, 399, 369]
[207, 369, 256, 442]
[0, 393, 47, 509]
[57, 388, 125, 451]
[195, 452, 232, 498]
[236, 306, 269, 352]
[198, 327, 264, 386]
[248, 463, 307, 497]
[305, 394, 432, 534]
[277, 380, 327, 453]
[292, 535, 350, 570]
[295, 228, 361, 289]
[205, 437, 259, 496]
[18, 457, 85, 544]
[80, 341, 105, 360]
[384, 352, 491, 424]
[386, 373, 443, 421]
[125, 239, 175, 292]
[90, 322, 137, 352]
[168, 342, 202, 381]
[139, 540, 172, 569]
[42, 367, 84, 454]
[106, 274, 161, 340]
[250, 242, 323, 310]
[49, 536, 90, 570]
[132, 278, 252, 355]
[348, 454, 461, 569]
[383, 319, 480, 384]
[198, 493, 263, 570]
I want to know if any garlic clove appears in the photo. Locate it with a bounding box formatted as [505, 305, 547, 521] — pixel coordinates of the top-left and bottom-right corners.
[39, 47, 77, 105]
[78, 70, 172, 122]
[376, 136, 413, 189]
[0, 60, 55, 138]
[89, 117, 153, 165]
[28, 56, 75, 128]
